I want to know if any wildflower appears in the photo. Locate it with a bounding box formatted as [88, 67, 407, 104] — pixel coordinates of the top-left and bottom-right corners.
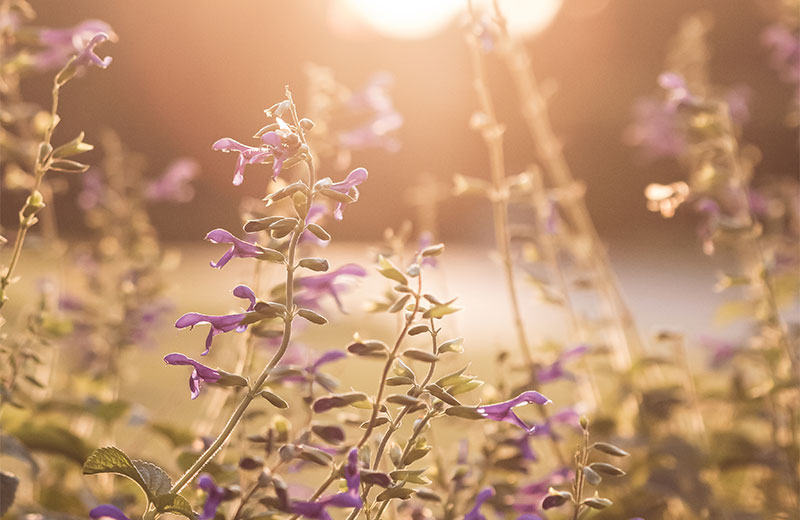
[205, 228, 263, 269]
[145, 158, 199, 203]
[476, 391, 551, 434]
[289, 449, 361, 520]
[464, 487, 495, 520]
[658, 72, 696, 110]
[296, 264, 367, 311]
[174, 285, 256, 355]
[762, 24, 800, 84]
[700, 336, 741, 368]
[516, 468, 573, 513]
[279, 349, 346, 391]
[625, 97, 687, 160]
[261, 117, 303, 180]
[530, 407, 580, 439]
[163, 353, 221, 400]
[89, 505, 130, 520]
[35, 20, 116, 70]
[328, 168, 368, 221]
[537, 345, 589, 384]
[78, 168, 106, 210]
[198, 474, 227, 520]
[212, 138, 270, 186]
[339, 73, 402, 152]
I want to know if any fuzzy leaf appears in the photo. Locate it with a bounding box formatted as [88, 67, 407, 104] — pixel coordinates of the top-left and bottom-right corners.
[152, 493, 196, 519]
[83, 446, 151, 499]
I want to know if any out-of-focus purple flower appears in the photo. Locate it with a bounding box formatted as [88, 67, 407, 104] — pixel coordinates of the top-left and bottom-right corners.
[125, 298, 172, 348]
[530, 407, 580, 440]
[175, 285, 256, 355]
[198, 474, 227, 520]
[89, 505, 131, 520]
[464, 487, 495, 520]
[339, 73, 402, 152]
[281, 349, 346, 387]
[164, 353, 221, 400]
[537, 345, 588, 384]
[516, 467, 573, 513]
[514, 433, 537, 462]
[206, 228, 264, 269]
[624, 97, 687, 161]
[695, 197, 721, 255]
[212, 138, 271, 186]
[145, 158, 198, 203]
[725, 84, 751, 127]
[476, 391, 551, 434]
[700, 336, 741, 368]
[78, 168, 106, 210]
[289, 448, 361, 520]
[35, 20, 116, 70]
[296, 263, 367, 311]
[659, 72, 696, 110]
[762, 24, 800, 84]
[328, 168, 368, 221]
[515, 515, 543, 520]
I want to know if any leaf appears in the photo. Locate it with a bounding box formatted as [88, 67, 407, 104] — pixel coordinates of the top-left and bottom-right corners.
[49, 158, 90, 173]
[443, 406, 485, 420]
[402, 349, 439, 363]
[53, 131, 93, 158]
[312, 393, 368, 413]
[259, 390, 289, 409]
[582, 497, 612, 509]
[425, 384, 461, 406]
[297, 308, 327, 325]
[83, 446, 150, 499]
[306, 223, 331, 241]
[422, 303, 461, 320]
[376, 487, 415, 501]
[0, 471, 19, 516]
[386, 394, 426, 408]
[591, 442, 629, 457]
[133, 460, 173, 496]
[152, 493, 196, 519]
[377, 255, 407, 285]
[298, 258, 329, 272]
[582, 466, 602, 486]
[390, 469, 431, 485]
[437, 337, 464, 354]
[589, 462, 626, 476]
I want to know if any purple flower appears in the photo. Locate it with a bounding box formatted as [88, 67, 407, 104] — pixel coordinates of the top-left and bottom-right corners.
[658, 72, 696, 110]
[537, 345, 588, 384]
[261, 118, 302, 180]
[516, 467, 573, 513]
[464, 487, 495, 520]
[762, 24, 800, 84]
[198, 474, 227, 520]
[174, 285, 256, 355]
[476, 391, 551, 434]
[145, 158, 198, 203]
[300, 204, 329, 246]
[74, 32, 113, 69]
[78, 168, 106, 210]
[164, 353, 221, 400]
[328, 168, 368, 221]
[296, 264, 367, 311]
[725, 85, 751, 127]
[89, 505, 130, 520]
[289, 449, 361, 520]
[418, 232, 437, 268]
[339, 73, 402, 152]
[530, 407, 580, 440]
[624, 97, 686, 160]
[700, 336, 741, 368]
[206, 228, 263, 269]
[212, 138, 271, 186]
[281, 349, 346, 389]
[35, 20, 116, 70]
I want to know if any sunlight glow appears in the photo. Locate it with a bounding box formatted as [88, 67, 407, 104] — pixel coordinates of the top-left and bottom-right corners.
[336, 0, 562, 39]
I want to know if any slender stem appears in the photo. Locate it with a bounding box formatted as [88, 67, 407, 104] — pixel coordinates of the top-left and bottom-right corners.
[357, 271, 423, 448]
[0, 65, 65, 309]
[169, 111, 316, 493]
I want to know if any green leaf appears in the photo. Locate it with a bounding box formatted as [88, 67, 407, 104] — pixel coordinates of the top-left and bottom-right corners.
[152, 493, 196, 519]
[589, 462, 626, 476]
[297, 308, 327, 325]
[0, 471, 19, 516]
[306, 223, 331, 241]
[53, 131, 93, 158]
[582, 466, 602, 486]
[582, 497, 613, 509]
[298, 258, 329, 272]
[402, 349, 439, 363]
[437, 337, 464, 354]
[377, 255, 407, 285]
[83, 446, 150, 498]
[591, 442, 629, 457]
[49, 158, 90, 173]
[422, 303, 461, 320]
[390, 468, 431, 485]
[133, 460, 173, 496]
[259, 390, 289, 409]
[376, 487, 415, 501]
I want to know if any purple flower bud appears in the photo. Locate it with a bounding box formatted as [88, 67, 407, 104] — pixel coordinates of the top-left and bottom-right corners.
[338, 73, 402, 153]
[288, 450, 362, 520]
[476, 391, 551, 434]
[205, 228, 263, 269]
[89, 505, 131, 520]
[164, 353, 221, 400]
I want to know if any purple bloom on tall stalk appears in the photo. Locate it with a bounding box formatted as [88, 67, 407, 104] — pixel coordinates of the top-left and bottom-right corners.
[198, 474, 227, 520]
[295, 264, 367, 311]
[212, 138, 271, 186]
[145, 158, 199, 203]
[339, 73, 402, 152]
[537, 345, 588, 384]
[164, 353, 221, 400]
[329, 168, 368, 221]
[206, 228, 263, 269]
[464, 487, 495, 520]
[89, 505, 131, 520]
[35, 20, 116, 70]
[476, 391, 551, 434]
[175, 285, 256, 355]
[289, 449, 362, 520]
